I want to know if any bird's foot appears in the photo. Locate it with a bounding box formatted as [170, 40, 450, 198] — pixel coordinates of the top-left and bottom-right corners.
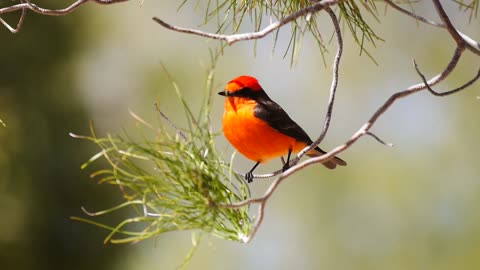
[282, 163, 290, 172]
[245, 172, 254, 183]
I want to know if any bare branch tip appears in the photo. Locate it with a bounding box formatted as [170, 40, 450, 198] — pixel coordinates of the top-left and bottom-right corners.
[412, 58, 419, 68]
[152, 17, 165, 26]
[366, 132, 394, 147]
[414, 57, 480, 97]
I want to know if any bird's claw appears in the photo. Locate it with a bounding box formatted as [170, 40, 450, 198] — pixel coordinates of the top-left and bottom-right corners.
[282, 163, 290, 172]
[245, 172, 254, 183]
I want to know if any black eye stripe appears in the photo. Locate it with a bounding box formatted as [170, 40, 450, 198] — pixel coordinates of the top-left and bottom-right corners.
[230, 88, 260, 98]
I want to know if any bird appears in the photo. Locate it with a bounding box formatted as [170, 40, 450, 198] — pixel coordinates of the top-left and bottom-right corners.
[218, 75, 346, 183]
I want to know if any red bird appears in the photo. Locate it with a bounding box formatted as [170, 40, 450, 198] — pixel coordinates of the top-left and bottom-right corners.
[219, 76, 346, 182]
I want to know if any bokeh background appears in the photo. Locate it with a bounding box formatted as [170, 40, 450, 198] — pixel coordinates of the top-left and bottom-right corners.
[1, 1, 479, 269]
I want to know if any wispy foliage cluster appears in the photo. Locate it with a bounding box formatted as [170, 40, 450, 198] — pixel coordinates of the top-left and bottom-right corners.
[72, 69, 252, 244]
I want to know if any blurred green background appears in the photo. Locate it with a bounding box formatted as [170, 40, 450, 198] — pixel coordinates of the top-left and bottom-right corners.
[1, 1, 479, 269]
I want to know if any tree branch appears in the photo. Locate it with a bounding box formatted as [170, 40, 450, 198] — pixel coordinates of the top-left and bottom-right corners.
[414, 60, 480, 97]
[0, 1, 26, 33]
[296, 7, 343, 162]
[0, 0, 129, 33]
[152, 0, 344, 45]
[431, 0, 466, 49]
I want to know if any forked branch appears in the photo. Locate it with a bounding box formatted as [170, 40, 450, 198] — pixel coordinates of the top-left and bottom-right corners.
[414, 60, 480, 97]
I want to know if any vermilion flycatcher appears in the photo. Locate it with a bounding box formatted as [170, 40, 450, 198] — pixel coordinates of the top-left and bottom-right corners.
[219, 76, 346, 182]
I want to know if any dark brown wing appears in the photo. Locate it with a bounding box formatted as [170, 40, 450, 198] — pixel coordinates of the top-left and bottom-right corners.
[253, 93, 314, 145]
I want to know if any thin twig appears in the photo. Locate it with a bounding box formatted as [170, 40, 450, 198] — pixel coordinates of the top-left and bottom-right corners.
[152, 0, 345, 45]
[154, 103, 189, 141]
[235, 170, 277, 179]
[413, 60, 480, 97]
[0, 0, 129, 33]
[296, 7, 343, 163]
[0, 0, 26, 33]
[248, 6, 344, 180]
[384, 0, 443, 27]
[365, 132, 393, 147]
[0, 0, 128, 15]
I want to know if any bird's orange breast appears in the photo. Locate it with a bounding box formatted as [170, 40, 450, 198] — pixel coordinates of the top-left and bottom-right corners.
[222, 98, 308, 163]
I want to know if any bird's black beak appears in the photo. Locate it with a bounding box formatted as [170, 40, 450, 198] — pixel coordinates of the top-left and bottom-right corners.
[218, 90, 227, 96]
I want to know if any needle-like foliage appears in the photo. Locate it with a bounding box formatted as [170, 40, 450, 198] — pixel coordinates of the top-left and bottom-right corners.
[71, 67, 252, 244]
[181, 0, 381, 63]
[450, 0, 479, 21]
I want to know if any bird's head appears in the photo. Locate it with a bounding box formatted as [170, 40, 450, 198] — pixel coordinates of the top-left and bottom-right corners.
[218, 76, 263, 98]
